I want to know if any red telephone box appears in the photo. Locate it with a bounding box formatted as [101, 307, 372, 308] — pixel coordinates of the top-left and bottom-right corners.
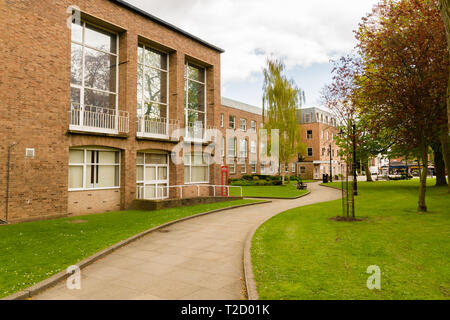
[221, 166, 229, 196]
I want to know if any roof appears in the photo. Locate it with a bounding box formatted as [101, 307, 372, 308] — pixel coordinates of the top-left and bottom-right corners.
[109, 0, 225, 53]
[221, 97, 262, 116]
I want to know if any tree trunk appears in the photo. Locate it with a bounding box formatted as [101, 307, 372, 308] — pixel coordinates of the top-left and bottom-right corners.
[432, 142, 448, 186]
[418, 144, 429, 212]
[363, 159, 373, 182]
[440, 130, 450, 192]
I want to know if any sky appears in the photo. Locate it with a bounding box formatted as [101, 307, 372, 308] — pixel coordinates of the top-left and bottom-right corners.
[126, 0, 380, 108]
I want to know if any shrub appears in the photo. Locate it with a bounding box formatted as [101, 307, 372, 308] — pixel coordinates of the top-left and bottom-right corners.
[253, 176, 260, 181]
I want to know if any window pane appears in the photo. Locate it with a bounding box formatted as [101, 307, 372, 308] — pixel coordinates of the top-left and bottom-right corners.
[145, 185, 156, 198]
[184, 166, 190, 183]
[146, 154, 167, 164]
[137, 64, 143, 107]
[84, 89, 115, 109]
[69, 150, 84, 163]
[71, 22, 83, 43]
[85, 24, 116, 53]
[84, 48, 116, 92]
[144, 48, 167, 70]
[186, 81, 205, 111]
[138, 45, 144, 64]
[137, 153, 144, 165]
[186, 64, 204, 82]
[71, 43, 83, 85]
[98, 151, 117, 164]
[86, 165, 94, 188]
[136, 165, 144, 181]
[158, 167, 167, 180]
[70, 87, 81, 106]
[69, 166, 83, 189]
[192, 166, 208, 182]
[158, 184, 168, 198]
[97, 165, 116, 188]
[144, 67, 167, 103]
[145, 167, 156, 181]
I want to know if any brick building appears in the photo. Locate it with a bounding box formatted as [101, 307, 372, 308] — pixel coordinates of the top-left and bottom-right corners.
[0, 0, 231, 222]
[297, 107, 344, 180]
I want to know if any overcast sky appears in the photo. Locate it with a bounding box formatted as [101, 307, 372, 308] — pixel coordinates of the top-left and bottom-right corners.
[126, 0, 380, 108]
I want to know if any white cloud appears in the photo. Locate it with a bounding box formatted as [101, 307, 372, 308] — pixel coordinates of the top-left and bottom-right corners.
[126, 0, 379, 85]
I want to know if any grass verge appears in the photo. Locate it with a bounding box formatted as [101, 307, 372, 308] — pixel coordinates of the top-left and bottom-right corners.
[251, 180, 450, 299]
[230, 182, 310, 198]
[0, 199, 263, 298]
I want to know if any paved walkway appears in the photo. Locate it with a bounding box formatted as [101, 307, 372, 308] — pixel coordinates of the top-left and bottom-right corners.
[34, 183, 341, 300]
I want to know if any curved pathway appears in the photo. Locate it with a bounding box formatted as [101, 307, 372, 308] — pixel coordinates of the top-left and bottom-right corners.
[34, 183, 341, 300]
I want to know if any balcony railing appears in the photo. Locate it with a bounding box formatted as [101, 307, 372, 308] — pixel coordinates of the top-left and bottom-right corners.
[136, 116, 180, 140]
[184, 122, 217, 143]
[69, 103, 129, 134]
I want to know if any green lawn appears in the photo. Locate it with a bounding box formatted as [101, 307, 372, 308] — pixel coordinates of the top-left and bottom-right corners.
[230, 182, 310, 198]
[252, 180, 450, 300]
[0, 199, 262, 298]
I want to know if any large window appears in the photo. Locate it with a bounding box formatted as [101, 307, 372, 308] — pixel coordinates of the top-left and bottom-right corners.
[221, 136, 225, 157]
[228, 137, 237, 157]
[137, 45, 168, 120]
[240, 139, 248, 158]
[251, 161, 257, 174]
[69, 148, 120, 190]
[184, 153, 209, 184]
[250, 141, 257, 154]
[136, 152, 169, 199]
[70, 21, 118, 114]
[185, 63, 206, 139]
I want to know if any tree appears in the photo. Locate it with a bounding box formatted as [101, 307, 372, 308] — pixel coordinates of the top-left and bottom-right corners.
[322, 56, 392, 183]
[355, 0, 449, 211]
[262, 57, 306, 183]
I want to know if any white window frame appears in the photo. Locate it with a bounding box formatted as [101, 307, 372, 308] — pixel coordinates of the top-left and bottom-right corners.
[70, 21, 120, 134]
[184, 62, 207, 141]
[228, 137, 237, 157]
[184, 153, 210, 184]
[136, 152, 170, 200]
[221, 136, 225, 157]
[251, 161, 257, 174]
[240, 139, 248, 158]
[220, 113, 224, 128]
[261, 162, 266, 174]
[308, 148, 313, 157]
[307, 130, 313, 140]
[250, 141, 257, 154]
[240, 119, 247, 131]
[137, 44, 170, 137]
[241, 163, 247, 174]
[68, 148, 120, 191]
[251, 120, 257, 133]
[229, 162, 236, 175]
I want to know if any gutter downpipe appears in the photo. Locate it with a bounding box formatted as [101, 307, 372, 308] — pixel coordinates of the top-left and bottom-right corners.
[2, 142, 17, 224]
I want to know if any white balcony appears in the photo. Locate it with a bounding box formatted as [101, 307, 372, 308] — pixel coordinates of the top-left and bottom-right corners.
[136, 116, 180, 140]
[69, 103, 129, 135]
[184, 122, 217, 143]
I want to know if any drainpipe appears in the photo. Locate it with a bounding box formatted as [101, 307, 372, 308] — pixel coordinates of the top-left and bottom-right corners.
[3, 142, 17, 224]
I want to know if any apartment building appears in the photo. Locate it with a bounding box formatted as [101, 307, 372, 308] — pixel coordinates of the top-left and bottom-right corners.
[0, 0, 227, 222]
[297, 107, 344, 180]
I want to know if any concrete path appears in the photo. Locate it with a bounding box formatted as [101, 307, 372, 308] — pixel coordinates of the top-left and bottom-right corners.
[34, 183, 341, 300]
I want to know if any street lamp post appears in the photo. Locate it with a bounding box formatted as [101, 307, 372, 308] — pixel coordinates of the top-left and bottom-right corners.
[329, 144, 332, 183]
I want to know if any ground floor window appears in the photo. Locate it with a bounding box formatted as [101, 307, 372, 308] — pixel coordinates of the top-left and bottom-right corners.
[69, 148, 120, 191]
[292, 163, 296, 173]
[184, 153, 209, 184]
[241, 163, 247, 174]
[261, 162, 266, 174]
[229, 162, 236, 175]
[251, 161, 257, 174]
[300, 166, 306, 174]
[136, 152, 169, 199]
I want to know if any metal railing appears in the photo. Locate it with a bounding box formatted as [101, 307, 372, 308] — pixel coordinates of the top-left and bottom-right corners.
[136, 184, 243, 200]
[184, 122, 218, 142]
[136, 116, 180, 139]
[69, 103, 129, 134]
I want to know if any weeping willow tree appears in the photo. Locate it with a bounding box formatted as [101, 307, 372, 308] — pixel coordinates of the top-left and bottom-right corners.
[262, 57, 306, 183]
